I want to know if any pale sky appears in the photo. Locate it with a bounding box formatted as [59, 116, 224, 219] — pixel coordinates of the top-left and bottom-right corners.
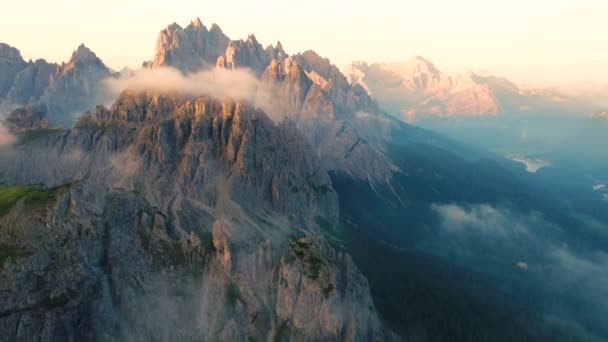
[1, 0, 606, 88]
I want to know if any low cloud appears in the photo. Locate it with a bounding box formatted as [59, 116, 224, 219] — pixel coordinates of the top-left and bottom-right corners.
[431, 202, 608, 335]
[105, 67, 258, 100]
[0, 122, 15, 148]
[431, 203, 536, 238]
[549, 248, 608, 298]
[108, 149, 142, 189]
[103, 67, 283, 122]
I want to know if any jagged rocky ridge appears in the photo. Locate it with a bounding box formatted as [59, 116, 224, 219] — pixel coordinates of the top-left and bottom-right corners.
[149, 18, 478, 182]
[0, 91, 388, 340]
[0, 43, 113, 126]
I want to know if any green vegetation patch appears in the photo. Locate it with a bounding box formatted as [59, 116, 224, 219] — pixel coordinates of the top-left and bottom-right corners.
[288, 238, 327, 280]
[0, 184, 56, 218]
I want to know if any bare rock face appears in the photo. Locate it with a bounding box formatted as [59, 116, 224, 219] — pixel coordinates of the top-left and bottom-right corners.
[38, 45, 113, 126]
[216, 34, 271, 76]
[0, 43, 28, 98]
[6, 59, 60, 105]
[0, 182, 385, 341]
[0, 44, 113, 126]
[260, 55, 398, 181]
[0, 91, 338, 223]
[3, 106, 48, 130]
[265, 40, 286, 61]
[143, 18, 405, 181]
[0, 90, 387, 341]
[150, 18, 230, 72]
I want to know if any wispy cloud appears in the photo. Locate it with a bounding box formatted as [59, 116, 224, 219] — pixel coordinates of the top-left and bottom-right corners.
[103, 67, 284, 122]
[0, 122, 15, 148]
[431, 203, 536, 238]
[431, 202, 608, 335]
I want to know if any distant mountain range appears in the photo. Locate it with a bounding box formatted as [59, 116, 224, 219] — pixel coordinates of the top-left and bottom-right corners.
[343, 57, 596, 121]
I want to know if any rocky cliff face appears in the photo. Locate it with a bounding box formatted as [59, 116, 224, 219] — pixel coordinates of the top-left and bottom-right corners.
[0, 43, 28, 98]
[149, 18, 230, 72]
[147, 19, 403, 181]
[1, 91, 337, 223]
[259, 55, 399, 181]
[0, 90, 388, 340]
[4, 106, 48, 130]
[216, 35, 271, 76]
[6, 59, 60, 105]
[0, 44, 113, 126]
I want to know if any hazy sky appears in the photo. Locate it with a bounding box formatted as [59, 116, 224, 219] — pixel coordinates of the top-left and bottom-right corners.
[1, 0, 606, 88]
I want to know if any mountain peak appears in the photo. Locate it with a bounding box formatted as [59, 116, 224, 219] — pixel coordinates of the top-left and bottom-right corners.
[69, 44, 98, 64]
[210, 23, 224, 34]
[151, 19, 230, 72]
[166, 22, 183, 32]
[246, 34, 258, 43]
[403, 55, 440, 75]
[0, 43, 24, 62]
[190, 17, 204, 29]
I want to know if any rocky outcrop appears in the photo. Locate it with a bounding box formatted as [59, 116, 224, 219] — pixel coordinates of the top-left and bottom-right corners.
[0, 44, 113, 126]
[216, 35, 271, 76]
[6, 59, 60, 105]
[38, 45, 113, 126]
[3, 106, 48, 130]
[265, 41, 286, 61]
[260, 55, 399, 181]
[150, 18, 230, 72]
[0, 90, 387, 341]
[0, 91, 337, 223]
[145, 19, 414, 181]
[0, 43, 28, 98]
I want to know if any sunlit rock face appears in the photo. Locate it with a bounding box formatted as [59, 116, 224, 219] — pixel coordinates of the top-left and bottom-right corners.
[149, 18, 230, 72]
[0, 90, 389, 340]
[0, 43, 28, 98]
[0, 91, 338, 223]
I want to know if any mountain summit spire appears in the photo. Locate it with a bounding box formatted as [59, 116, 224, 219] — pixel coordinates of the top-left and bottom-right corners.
[191, 17, 204, 28]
